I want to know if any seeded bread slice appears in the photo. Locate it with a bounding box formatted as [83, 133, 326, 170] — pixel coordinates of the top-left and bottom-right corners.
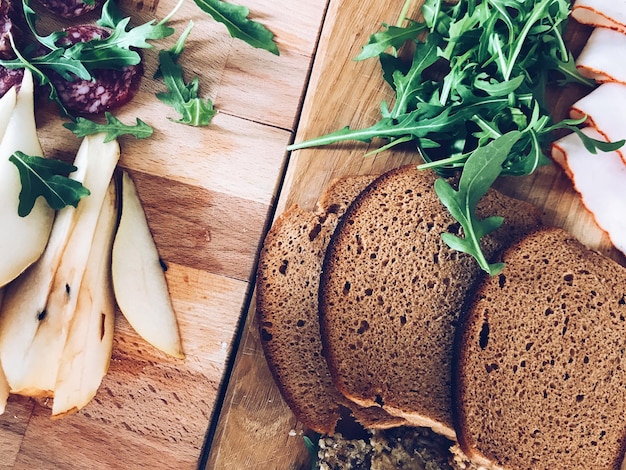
[453, 227, 626, 470]
[256, 175, 406, 434]
[319, 165, 542, 439]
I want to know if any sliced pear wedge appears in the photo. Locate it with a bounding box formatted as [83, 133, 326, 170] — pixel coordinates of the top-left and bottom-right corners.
[52, 181, 117, 417]
[0, 288, 8, 415]
[0, 69, 54, 287]
[0, 86, 16, 139]
[0, 133, 120, 396]
[112, 171, 184, 358]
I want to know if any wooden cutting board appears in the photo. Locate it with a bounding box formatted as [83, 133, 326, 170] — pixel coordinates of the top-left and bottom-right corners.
[0, 0, 328, 468]
[205, 1, 626, 469]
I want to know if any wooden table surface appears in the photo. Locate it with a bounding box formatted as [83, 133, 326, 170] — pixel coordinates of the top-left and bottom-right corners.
[0, 0, 621, 469]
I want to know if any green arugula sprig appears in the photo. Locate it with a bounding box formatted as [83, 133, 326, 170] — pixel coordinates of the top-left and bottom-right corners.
[435, 131, 521, 275]
[193, 0, 279, 55]
[63, 112, 154, 142]
[287, 0, 624, 273]
[9, 151, 90, 217]
[156, 23, 216, 127]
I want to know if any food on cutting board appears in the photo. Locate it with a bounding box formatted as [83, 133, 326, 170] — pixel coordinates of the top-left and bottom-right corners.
[0, 131, 118, 401]
[551, 128, 626, 255]
[260, 0, 626, 468]
[0, 70, 182, 415]
[287, 0, 617, 277]
[257, 174, 407, 435]
[112, 171, 184, 359]
[51, 180, 117, 417]
[568, 82, 626, 163]
[317, 427, 456, 470]
[0, 69, 53, 287]
[38, 0, 102, 19]
[571, 0, 626, 31]
[575, 27, 626, 84]
[319, 165, 541, 439]
[454, 227, 626, 470]
[0, 0, 279, 422]
[50, 24, 144, 115]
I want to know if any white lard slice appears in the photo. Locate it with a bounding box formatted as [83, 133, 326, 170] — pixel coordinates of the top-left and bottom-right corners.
[569, 82, 626, 164]
[551, 127, 626, 255]
[572, 0, 626, 32]
[576, 27, 626, 84]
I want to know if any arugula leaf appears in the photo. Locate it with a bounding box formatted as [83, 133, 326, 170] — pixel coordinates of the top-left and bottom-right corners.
[156, 36, 216, 127]
[22, 0, 66, 50]
[303, 435, 319, 470]
[355, 21, 427, 61]
[435, 131, 521, 275]
[9, 152, 90, 217]
[97, 0, 125, 29]
[62, 16, 175, 72]
[192, 0, 279, 55]
[63, 112, 154, 142]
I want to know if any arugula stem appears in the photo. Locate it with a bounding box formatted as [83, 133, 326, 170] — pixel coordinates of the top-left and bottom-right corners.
[503, 0, 552, 80]
[396, 0, 413, 27]
[159, 0, 185, 26]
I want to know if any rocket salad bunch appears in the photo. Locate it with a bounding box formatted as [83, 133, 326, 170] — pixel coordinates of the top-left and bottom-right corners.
[288, 0, 623, 274]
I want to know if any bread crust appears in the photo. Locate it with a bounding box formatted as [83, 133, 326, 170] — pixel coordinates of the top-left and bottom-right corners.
[319, 165, 542, 439]
[453, 227, 626, 469]
[255, 175, 406, 434]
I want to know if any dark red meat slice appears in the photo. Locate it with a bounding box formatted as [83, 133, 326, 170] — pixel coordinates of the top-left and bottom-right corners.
[0, 66, 23, 96]
[51, 25, 143, 115]
[0, 0, 26, 60]
[36, 0, 102, 19]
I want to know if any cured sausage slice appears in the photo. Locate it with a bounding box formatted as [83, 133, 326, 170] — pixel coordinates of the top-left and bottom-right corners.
[51, 25, 143, 115]
[36, 0, 102, 19]
[0, 0, 26, 60]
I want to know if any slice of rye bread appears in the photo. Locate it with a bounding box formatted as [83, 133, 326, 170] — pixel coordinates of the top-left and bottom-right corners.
[256, 175, 407, 434]
[319, 165, 543, 440]
[453, 227, 626, 470]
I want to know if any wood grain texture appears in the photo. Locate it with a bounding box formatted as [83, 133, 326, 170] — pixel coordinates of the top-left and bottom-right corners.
[206, 0, 626, 469]
[0, 0, 327, 468]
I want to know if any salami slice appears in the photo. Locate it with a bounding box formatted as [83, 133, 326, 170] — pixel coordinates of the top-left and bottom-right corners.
[36, 0, 102, 19]
[0, 66, 23, 96]
[51, 25, 143, 115]
[0, 0, 26, 60]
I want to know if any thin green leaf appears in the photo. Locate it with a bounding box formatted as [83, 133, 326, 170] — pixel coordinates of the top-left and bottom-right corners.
[22, 0, 66, 50]
[9, 151, 90, 216]
[355, 21, 426, 61]
[156, 49, 216, 126]
[192, 0, 279, 55]
[97, 0, 125, 29]
[435, 131, 522, 274]
[63, 112, 154, 142]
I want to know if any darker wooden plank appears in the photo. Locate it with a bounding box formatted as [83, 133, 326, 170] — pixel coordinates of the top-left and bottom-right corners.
[127, 170, 272, 282]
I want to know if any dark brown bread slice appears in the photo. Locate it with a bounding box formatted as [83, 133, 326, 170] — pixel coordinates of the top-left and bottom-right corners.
[256, 175, 406, 434]
[454, 227, 626, 470]
[319, 165, 542, 439]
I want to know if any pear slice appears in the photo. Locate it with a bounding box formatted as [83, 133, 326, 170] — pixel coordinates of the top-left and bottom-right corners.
[0, 69, 54, 287]
[112, 171, 184, 358]
[52, 181, 117, 417]
[0, 360, 8, 415]
[0, 86, 16, 140]
[0, 288, 8, 415]
[0, 133, 120, 396]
